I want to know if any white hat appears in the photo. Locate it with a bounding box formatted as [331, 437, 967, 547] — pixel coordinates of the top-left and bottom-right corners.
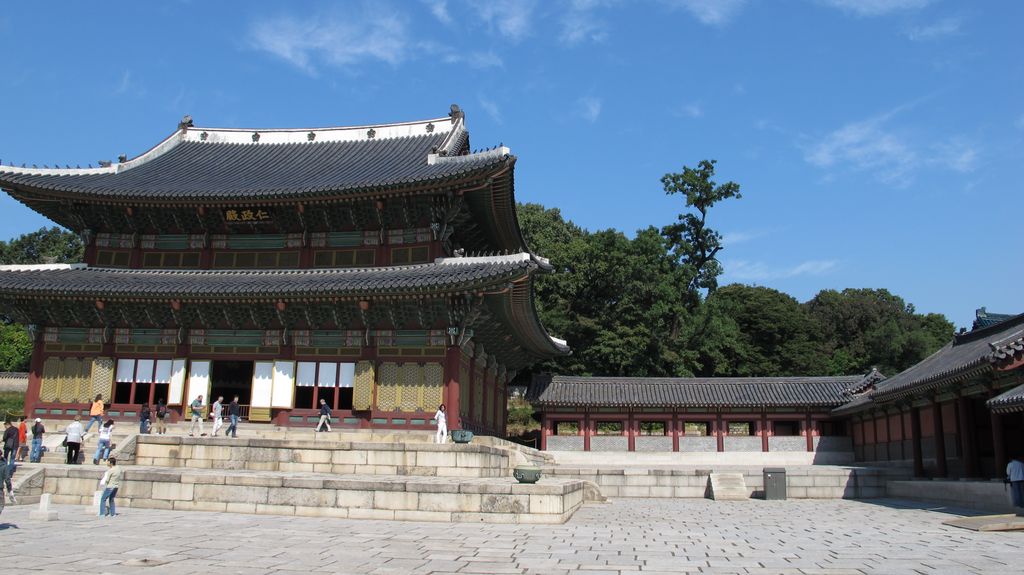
[34, 418, 41, 422]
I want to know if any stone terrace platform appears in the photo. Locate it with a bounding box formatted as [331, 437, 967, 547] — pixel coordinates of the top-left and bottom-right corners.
[134, 435, 513, 477]
[27, 464, 588, 524]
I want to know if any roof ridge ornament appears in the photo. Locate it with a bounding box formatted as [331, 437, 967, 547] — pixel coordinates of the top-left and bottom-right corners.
[449, 104, 464, 120]
[178, 115, 193, 130]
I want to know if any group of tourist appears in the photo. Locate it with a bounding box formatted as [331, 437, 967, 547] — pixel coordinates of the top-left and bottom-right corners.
[187, 394, 240, 438]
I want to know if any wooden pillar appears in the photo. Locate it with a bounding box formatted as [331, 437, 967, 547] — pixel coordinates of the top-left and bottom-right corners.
[933, 399, 948, 478]
[991, 411, 1006, 480]
[672, 412, 680, 452]
[716, 413, 725, 452]
[24, 340, 46, 417]
[899, 410, 907, 460]
[805, 414, 814, 452]
[444, 346, 461, 431]
[540, 413, 548, 451]
[957, 395, 979, 477]
[911, 407, 925, 478]
[583, 411, 591, 452]
[760, 413, 769, 452]
[627, 410, 636, 452]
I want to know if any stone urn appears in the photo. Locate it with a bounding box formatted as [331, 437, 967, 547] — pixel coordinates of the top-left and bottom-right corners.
[513, 465, 542, 484]
[451, 429, 474, 444]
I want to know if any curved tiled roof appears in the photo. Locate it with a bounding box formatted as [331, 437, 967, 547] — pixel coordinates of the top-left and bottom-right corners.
[987, 383, 1024, 414]
[528, 374, 867, 408]
[868, 313, 1024, 403]
[0, 254, 541, 300]
[0, 114, 506, 202]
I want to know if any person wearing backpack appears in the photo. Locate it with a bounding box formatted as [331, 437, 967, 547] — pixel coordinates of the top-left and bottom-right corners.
[315, 399, 332, 432]
[30, 418, 45, 463]
[139, 403, 152, 434]
[154, 399, 168, 435]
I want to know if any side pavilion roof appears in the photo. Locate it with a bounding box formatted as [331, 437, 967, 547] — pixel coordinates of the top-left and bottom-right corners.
[528, 374, 875, 409]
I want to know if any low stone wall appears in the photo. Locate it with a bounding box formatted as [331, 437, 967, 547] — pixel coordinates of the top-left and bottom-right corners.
[38, 465, 588, 523]
[887, 479, 1020, 513]
[545, 466, 909, 499]
[134, 436, 511, 477]
[547, 450, 855, 466]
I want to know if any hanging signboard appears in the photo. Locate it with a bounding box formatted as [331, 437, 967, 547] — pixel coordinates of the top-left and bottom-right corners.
[223, 208, 273, 224]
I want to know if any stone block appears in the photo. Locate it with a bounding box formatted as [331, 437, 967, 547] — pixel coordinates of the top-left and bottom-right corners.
[452, 512, 519, 524]
[458, 482, 512, 495]
[294, 505, 349, 518]
[394, 509, 451, 522]
[225, 502, 257, 514]
[408, 481, 460, 494]
[481, 494, 529, 513]
[511, 483, 565, 495]
[418, 492, 481, 513]
[132, 499, 174, 510]
[184, 459, 213, 469]
[282, 477, 324, 489]
[194, 483, 269, 504]
[332, 450, 368, 465]
[366, 450, 410, 466]
[225, 475, 283, 488]
[805, 486, 840, 498]
[152, 482, 195, 501]
[347, 507, 395, 520]
[312, 463, 333, 473]
[120, 481, 153, 499]
[529, 494, 564, 514]
[787, 486, 808, 498]
[416, 450, 458, 468]
[649, 486, 674, 498]
[331, 464, 356, 474]
[618, 486, 652, 497]
[243, 461, 280, 472]
[673, 486, 705, 498]
[173, 500, 227, 512]
[180, 472, 224, 485]
[294, 449, 333, 464]
[255, 503, 296, 516]
[366, 465, 398, 475]
[278, 462, 315, 473]
[269, 487, 336, 507]
[373, 490, 419, 510]
[125, 470, 180, 483]
[336, 490, 374, 508]
[398, 465, 437, 476]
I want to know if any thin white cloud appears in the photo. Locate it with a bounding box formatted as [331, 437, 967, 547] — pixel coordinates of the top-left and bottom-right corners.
[804, 111, 917, 187]
[577, 96, 602, 123]
[423, 0, 452, 24]
[722, 230, 768, 246]
[818, 0, 931, 17]
[930, 137, 978, 173]
[248, 10, 409, 74]
[469, 0, 536, 41]
[114, 70, 141, 96]
[422, 41, 505, 69]
[723, 259, 839, 281]
[906, 17, 961, 41]
[478, 96, 502, 124]
[673, 102, 703, 119]
[1016, 114, 1024, 130]
[561, 0, 617, 45]
[662, 0, 747, 26]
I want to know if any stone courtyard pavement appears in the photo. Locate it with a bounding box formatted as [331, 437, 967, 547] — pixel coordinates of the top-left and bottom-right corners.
[0, 498, 1021, 574]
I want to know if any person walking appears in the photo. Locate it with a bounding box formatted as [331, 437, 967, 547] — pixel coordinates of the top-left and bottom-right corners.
[84, 394, 105, 434]
[434, 404, 448, 444]
[189, 395, 205, 437]
[16, 417, 28, 462]
[315, 399, 332, 432]
[30, 418, 44, 463]
[2, 421, 17, 501]
[98, 457, 122, 517]
[139, 403, 152, 434]
[211, 396, 224, 436]
[1008, 455, 1024, 509]
[65, 416, 84, 464]
[93, 419, 114, 464]
[226, 395, 240, 438]
[154, 399, 168, 435]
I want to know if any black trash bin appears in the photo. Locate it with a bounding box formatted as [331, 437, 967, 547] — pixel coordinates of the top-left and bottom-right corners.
[763, 467, 786, 500]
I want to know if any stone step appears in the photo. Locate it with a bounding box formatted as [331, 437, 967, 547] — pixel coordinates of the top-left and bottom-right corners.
[36, 465, 590, 523]
[708, 473, 749, 500]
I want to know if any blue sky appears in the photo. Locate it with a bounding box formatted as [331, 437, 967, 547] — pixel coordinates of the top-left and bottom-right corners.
[0, 0, 1020, 330]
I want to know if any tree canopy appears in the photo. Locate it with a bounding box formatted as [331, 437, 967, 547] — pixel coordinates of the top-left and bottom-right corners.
[519, 160, 953, 381]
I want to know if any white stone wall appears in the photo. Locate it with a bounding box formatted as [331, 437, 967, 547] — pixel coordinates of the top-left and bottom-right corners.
[768, 436, 806, 452]
[680, 436, 717, 452]
[723, 436, 761, 452]
[635, 436, 673, 452]
[547, 436, 584, 451]
[590, 436, 629, 452]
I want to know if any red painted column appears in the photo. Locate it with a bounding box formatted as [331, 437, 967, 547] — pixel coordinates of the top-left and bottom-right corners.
[583, 411, 591, 452]
[933, 399, 948, 478]
[672, 412, 680, 452]
[805, 414, 814, 452]
[910, 406, 925, 478]
[627, 410, 636, 452]
[444, 345, 461, 431]
[957, 395, 980, 478]
[716, 413, 725, 452]
[24, 337, 46, 416]
[540, 413, 548, 451]
[760, 413, 769, 452]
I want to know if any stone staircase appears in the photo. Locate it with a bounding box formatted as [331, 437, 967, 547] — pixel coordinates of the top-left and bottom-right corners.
[708, 473, 749, 500]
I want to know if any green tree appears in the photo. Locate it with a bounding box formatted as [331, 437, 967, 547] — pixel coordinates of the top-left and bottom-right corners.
[0, 226, 83, 265]
[0, 323, 31, 372]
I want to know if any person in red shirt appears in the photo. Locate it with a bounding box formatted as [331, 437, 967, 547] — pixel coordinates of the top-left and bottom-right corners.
[16, 417, 27, 462]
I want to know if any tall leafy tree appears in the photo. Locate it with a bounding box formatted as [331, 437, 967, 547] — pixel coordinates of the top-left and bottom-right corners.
[0, 226, 84, 372]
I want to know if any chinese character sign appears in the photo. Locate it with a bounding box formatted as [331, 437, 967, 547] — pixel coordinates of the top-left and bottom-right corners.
[223, 208, 273, 223]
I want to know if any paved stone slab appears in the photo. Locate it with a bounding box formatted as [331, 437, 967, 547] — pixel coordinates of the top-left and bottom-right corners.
[0, 498, 1022, 574]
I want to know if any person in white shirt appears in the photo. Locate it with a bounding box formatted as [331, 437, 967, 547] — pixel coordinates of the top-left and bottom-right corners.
[434, 404, 448, 444]
[64, 416, 84, 464]
[211, 396, 225, 436]
[1007, 455, 1024, 508]
[93, 419, 114, 464]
